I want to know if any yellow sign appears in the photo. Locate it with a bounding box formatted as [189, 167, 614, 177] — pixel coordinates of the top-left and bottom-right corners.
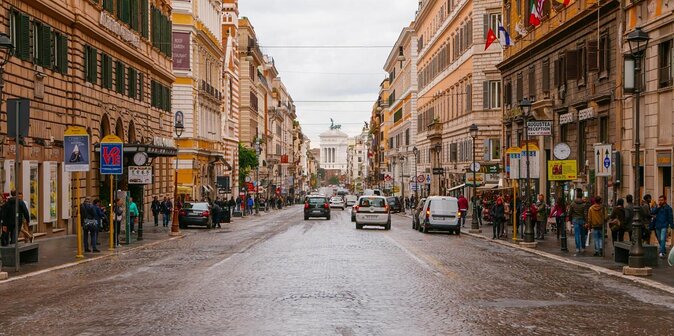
[100, 134, 123, 143]
[505, 147, 521, 154]
[548, 160, 578, 181]
[64, 126, 88, 136]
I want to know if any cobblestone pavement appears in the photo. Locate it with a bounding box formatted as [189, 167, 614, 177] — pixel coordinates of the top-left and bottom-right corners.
[1, 206, 673, 335]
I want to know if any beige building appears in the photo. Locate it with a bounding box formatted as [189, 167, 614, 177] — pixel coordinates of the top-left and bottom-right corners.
[1, 0, 175, 237]
[221, 0, 240, 196]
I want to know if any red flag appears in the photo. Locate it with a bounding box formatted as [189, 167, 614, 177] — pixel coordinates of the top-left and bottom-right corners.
[529, 1, 541, 26]
[485, 28, 497, 50]
[555, 0, 570, 5]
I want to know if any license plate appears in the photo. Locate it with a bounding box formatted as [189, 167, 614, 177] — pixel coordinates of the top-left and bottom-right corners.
[366, 215, 377, 219]
[313, 210, 321, 213]
[433, 216, 448, 220]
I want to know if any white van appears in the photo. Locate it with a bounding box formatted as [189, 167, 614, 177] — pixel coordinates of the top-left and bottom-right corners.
[363, 189, 383, 196]
[417, 196, 460, 235]
[344, 195, 358, 206]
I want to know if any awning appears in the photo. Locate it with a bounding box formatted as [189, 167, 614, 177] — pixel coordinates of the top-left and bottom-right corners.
[94, 143, 178, 157]
[448, 184, 466, 192]
[478, 184, 499, 190]
[177, 186, 193, 194]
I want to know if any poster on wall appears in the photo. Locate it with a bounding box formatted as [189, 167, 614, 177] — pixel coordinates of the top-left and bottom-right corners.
[548, 160, 578, 181]
[64, 126, 90, 172]
[61, 164, 71, 219]
[22, 161, 39, 225]
[2, 160, 15, 193]
[42, 162, 58, 223]
[172, 32, 191, 70]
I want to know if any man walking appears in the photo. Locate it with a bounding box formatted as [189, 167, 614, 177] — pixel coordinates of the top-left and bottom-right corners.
[650, 195, 673, 258]
[640, 194, 653, 243]
[113, 198, 123, 246]
[535, 194, 547, 240]
[161, 197, 172, 227]
[569, 190, 589, 256]
[587, 196, 607, 257]
[151, 196, 161, 226]
[490, 197, 505, 239]
[458, 195, 468, 228]
[128, 196, 139, 233]
[81, 198, 100, 252]
[1, 191, 31, 245]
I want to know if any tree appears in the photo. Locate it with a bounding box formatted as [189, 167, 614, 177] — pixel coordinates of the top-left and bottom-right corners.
[328, 176, 340, 185]
[238, 143, 258, 186]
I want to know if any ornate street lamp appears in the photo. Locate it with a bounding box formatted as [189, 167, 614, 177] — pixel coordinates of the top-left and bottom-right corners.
[519, 99, 535, 244]
[469, 124, 480, 233]
[170, 111, 185, 236]
[626, 27, 650, 271]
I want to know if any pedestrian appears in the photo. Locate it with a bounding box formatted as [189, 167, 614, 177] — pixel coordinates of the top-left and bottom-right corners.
[1, 191, 32, 245]
[503, 196, 511, 238]
[81, 198, 100, 252]
[490, 197, 505, 239]
[624, 194, 635, 243]
[161, 197, 173, 227]
[92, 199, 104, 244]
[247, 196, 254, 215]
[228, 197, 236, 217]
[458, 195, 468, 228]
[211, 201, 222, 228]
[114, 198, 123, 246]
[568, 190, 589, 255]
[587, 196, 607, 257]
[640, 194, 653, 243]
[236, 197, 242, 212]
[549, 196, 565, 240]
[151, 196, 161, 226]
[535, 194, 547, 240]
[609, 198, 626, 245]
[128, 196, 139, 233]
[649, 195, 673, 258]
[16, 192, 34, 243]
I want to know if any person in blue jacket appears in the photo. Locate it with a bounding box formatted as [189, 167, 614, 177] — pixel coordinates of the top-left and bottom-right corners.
[650, 195, 674, 258]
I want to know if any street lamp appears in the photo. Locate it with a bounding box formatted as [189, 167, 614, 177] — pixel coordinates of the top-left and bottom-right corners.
[0, 32, 14, 276]
[469, 124, 481, 233]
[399, 155, 405, 212]
[170, 111, 184, 236]
[397, 46, 405, 68]
[254, 137, 261, 215]
[413, 146, 419, 202]
[626, 27, 650, 271]
[519, 98, 535, 244]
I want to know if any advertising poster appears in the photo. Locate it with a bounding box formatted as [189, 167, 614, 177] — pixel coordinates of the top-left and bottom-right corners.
[42, 162, 58, 223]
[465, 173, 485, 187]
[100, 135, 124, 175]
[64, 126, 90, 172]
[172, 32, 191, 70]
[128, 166, 152, 184]
[548, 160, 578, 181]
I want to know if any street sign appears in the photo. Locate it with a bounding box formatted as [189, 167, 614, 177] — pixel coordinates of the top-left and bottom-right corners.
[100, 135, 124, 175]
[417, 175, 425, 183]
[432, 167, 444, 175]
[64, 126, 91, 172]
[595, 144, 612, 177]
[7, 98, 30, 138]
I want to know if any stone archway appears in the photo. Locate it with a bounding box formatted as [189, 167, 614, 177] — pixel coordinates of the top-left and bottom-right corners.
[115, 118, 124, 140]
[128, 120, 137, 144]
[100, 114, 111, 138]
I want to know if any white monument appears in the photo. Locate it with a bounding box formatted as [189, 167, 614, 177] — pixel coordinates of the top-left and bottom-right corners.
[319, 119, 349, 174]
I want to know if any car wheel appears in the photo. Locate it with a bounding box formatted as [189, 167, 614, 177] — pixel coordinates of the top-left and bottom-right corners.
[356, 224, 363, 230]
[326, 215, 331, 220]
[304, 216, 309, 220]
[206, 220, 213, 229]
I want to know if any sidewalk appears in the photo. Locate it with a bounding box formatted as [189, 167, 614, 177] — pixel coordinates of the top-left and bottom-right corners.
[461, 220, 674, 288]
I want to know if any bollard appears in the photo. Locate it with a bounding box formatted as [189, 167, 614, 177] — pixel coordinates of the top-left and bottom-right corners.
[137, 209, 144, 241]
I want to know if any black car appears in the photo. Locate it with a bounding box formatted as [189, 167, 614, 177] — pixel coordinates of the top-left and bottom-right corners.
[304, 196, 331, 220]
[387, 197, 402, 213]
[179, 202, 213, 229]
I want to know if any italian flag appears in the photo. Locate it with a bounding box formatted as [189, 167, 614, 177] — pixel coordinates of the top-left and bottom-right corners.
[529, 1, 541, 26]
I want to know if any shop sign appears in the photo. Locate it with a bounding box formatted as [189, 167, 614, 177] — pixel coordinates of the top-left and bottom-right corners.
[128, 166, 152, 184]
[480, 164, 500, 174]
[527, 120, 552, 136]
[172, 32, 190, 70]
[64, 126, 90, 172]
[578, 107, 595, 121]
[485, 173, 500, 183]
[465, 173, 484, 187]
[657, 152, 672, 167]
[432, 167, 445, 175]
[100, 135, 124, 175]
[100, 11, 140, 48]
[153, 137, 176, 148]
[559, 112, 575, 125]
[548, 160, 578, 181]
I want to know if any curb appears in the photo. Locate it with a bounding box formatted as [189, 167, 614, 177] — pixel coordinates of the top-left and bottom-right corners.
[0, 234, 187, 284]
[461, 229, 674, 295]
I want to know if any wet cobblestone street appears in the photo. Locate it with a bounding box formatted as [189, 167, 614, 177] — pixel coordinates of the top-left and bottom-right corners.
[1, 206, 673, 335]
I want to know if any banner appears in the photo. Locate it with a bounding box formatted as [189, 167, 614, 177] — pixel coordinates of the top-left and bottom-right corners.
[64, 126, 90, 172]
[548, 160, 578, 181]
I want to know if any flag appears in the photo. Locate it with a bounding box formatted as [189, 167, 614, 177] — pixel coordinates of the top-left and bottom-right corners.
[498, 25, 513, 47]
[515, 20, 528, 37]
[555, 0, 570, 5]
[529, 1, 541, 26]
[485, 28, 497, 50]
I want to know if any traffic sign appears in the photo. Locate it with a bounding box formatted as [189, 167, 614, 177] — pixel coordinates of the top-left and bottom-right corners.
[417, 175, 425, 183]
[432, 167, 445, 175]
[594, 144, 612, 177]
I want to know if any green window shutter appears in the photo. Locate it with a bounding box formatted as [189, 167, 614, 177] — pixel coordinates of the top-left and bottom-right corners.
[141, 0, 149, 38]
[90, 47, 98, 84]
[127, 67, 136, 98]
[138, 73, 144, 101]
[103, 0, 113, 12]
[41, 24, 52, 67]
[116, 61, 125, 93]
[130, 0, 138, 32]
[167, 20, 172, 57]
[18, 13, 31, 61]
[57, 33, 68, 74]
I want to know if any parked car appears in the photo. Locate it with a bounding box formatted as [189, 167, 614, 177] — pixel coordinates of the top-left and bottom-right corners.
[304, 196, 331, 220]
[351, 205, 356, 222]
[345, 195, 358, 207]
[354, 196, 391, 230]
[329, 196, 346, 210]
[179, 202, 212, 229]
[411, 198, 427, 230]
[417, 196, 461, 235]
[387, 197, 402, 213]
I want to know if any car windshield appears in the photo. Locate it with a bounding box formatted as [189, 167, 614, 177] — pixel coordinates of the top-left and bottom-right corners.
[308, 197, 327, 204]
[359, 197, 385, 207]
[183, 203, 208, 210]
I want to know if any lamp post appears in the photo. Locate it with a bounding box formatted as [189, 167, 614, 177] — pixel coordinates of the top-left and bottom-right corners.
[254, 137, 261, 215]
[399, 155, 405, 212]
[469, 124, 481, 233]
[413, 146, 419, 202]
[170, 111, 185, 236]
[625, 27, 650, 272]
[0, 32, 14, 277]
[519, 99, 536, 245]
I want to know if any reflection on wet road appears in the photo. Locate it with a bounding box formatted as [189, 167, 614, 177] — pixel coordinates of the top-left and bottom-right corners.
[1, 206, 673, 335]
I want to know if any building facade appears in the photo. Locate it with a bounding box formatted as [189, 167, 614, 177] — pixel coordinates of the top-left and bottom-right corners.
[319, 126, 349, 178]
[221, 0, 241, 198]
[1, 0, 175, 237]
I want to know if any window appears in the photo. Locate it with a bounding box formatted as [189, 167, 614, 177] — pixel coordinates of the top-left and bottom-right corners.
[103, 0, 114, 13]
[405, 129, 410, 146]
[115, 61, 125, 93]
[599, 116, 609, 143]
[250, 92, 258, 111]
[84, 45, 97, 84]
[483, 80, 501, 109]
[53, 31, 68, 74]
[542, 60, 550, 94]
[487, 13, 502, 38]
[576, 44, 586, 86]
[450, 143, 457, 162]
[32, 21, 52, 67]
[10, 10, 30, 61]
[599, 34, 610, 78]
[101, 54, 113, 89]
[658, 40, 673, 88]
[560, 123, 568, 142]
[516, 73, 523, 101]
[151, 6, 172, 56]
[484, 138, 501, 161]
[127, 67, 137, 98]
[394, 108, 403, 123]
[466, 84, 472, 112]
[388, 90, 396, 106]
[139, 73, 144, 101]
[528, 65, 535, 98]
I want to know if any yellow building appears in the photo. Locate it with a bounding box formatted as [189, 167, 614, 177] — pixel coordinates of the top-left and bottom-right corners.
[172, 0, 228, 201]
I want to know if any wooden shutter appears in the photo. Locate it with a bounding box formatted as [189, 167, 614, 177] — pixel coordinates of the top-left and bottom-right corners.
[59, 34, 68, 73]
[516, 73, 523, 101]
[528, 65, 536, 97]
[483, 81, 489, 109]
[139, 73, 144, 101]
[566, 50, 578, 80]
[542, 60, 550, 92]
[41, 24, 52, 67]
[553, 59, 560, 87]
[18, 13, 30, 61]
[587, 40, 598, 72]
[483, 14, 488, 39]
[466, 84, 472, 112]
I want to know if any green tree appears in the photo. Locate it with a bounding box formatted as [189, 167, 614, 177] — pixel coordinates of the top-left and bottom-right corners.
[328, 176, 340, 185]
[238, 143, 258, 186]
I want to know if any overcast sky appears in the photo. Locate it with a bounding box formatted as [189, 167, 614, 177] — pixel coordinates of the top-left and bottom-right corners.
[238, 0, 418, 147]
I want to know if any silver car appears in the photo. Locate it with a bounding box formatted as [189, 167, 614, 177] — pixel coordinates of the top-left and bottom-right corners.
[329, 196, 345, 210]
[354, 196, 391, 230]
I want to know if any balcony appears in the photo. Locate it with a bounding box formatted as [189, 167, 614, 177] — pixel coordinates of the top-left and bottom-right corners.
[427, 120, 443, 140]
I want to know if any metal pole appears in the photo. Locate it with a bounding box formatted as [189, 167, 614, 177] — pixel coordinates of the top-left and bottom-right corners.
[109, 175, 114, 250]
[75, 172, 84, 258]
[125, 191, 130, 244]
[14, 99, 21, 270]
[170, 142, 181, 236]
[471, 138, 479, 231]
[400, 156, 405, 213]
[629, 52, 645, 268]
[560, 182, 569, 251]
[524, 117, 535, 243]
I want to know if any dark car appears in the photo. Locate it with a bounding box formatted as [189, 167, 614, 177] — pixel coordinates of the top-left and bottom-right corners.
[387, 197, 402, 213]
[179, 202, 213, 229]
[411, 198, 427, 230]
[304, 196, 331, 220]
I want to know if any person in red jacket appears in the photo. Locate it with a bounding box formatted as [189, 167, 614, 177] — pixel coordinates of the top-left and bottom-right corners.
[458, 195, 469, 227]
